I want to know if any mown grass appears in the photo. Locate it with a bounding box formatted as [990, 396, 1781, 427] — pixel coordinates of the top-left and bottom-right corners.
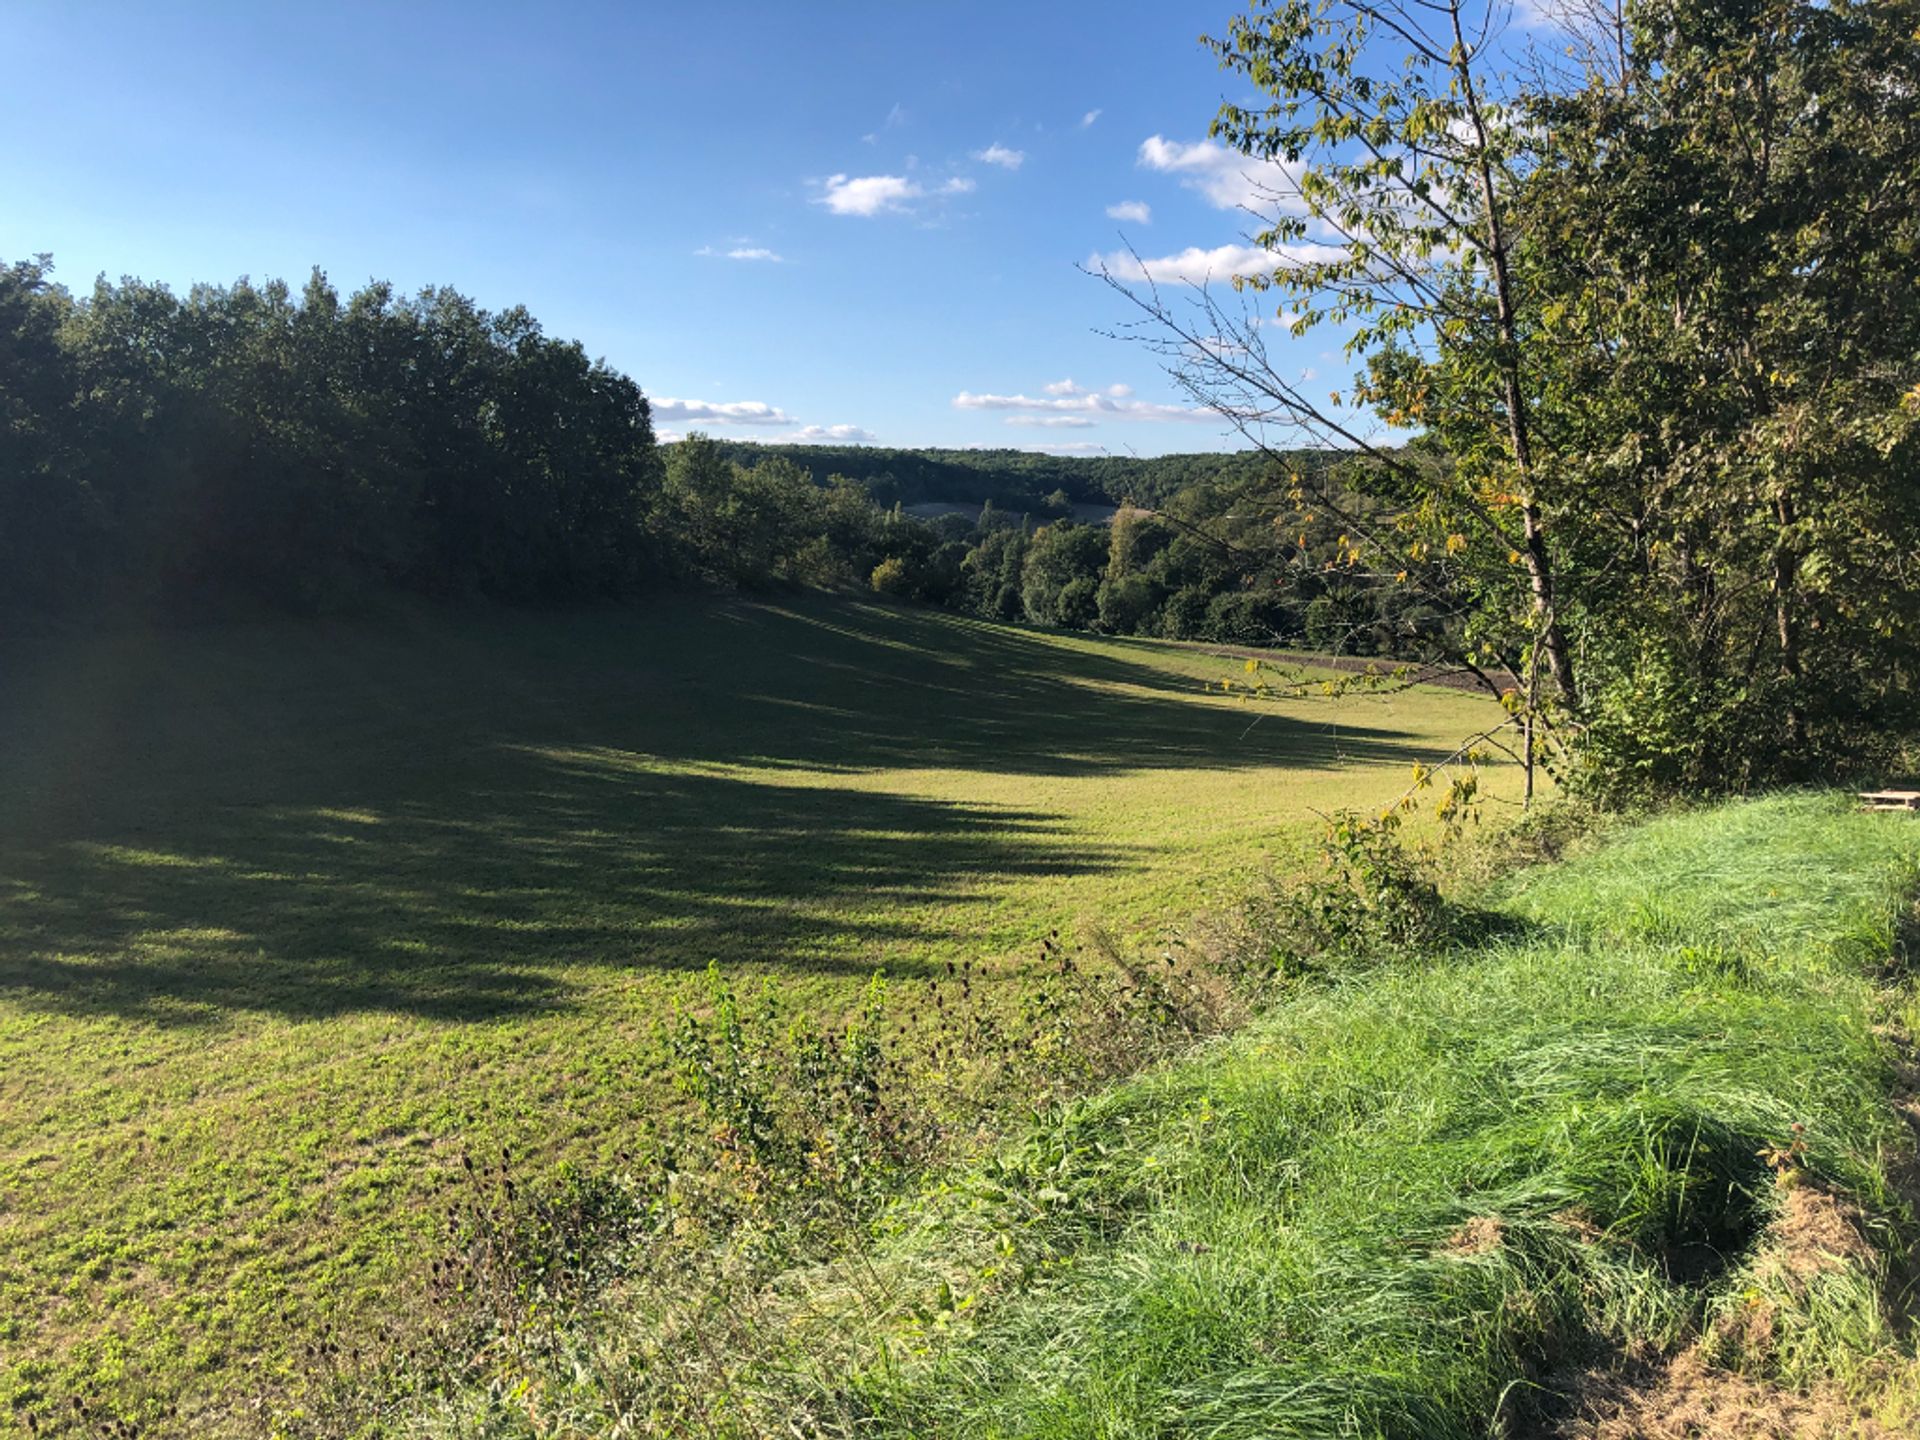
[0, 595, 1512, 1432]
[709, 794, 1919, 1438]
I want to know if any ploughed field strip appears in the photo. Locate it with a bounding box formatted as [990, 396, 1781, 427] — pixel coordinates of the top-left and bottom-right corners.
[0, 595, 1512, 1431]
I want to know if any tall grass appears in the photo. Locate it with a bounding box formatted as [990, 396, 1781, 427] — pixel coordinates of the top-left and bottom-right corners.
[383, 794, 1920, 1438]
[768, 793, 1920, 1437]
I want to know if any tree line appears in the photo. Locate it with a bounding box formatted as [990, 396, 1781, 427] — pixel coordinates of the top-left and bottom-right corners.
[667, 431, 1426, 652]
[0, 256, 1425, 655]
[699, 440, 1328, 512]
[0, 261, 667, 613]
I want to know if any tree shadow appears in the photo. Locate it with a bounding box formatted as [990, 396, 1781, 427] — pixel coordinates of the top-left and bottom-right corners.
[0, 596, 1472, 1023]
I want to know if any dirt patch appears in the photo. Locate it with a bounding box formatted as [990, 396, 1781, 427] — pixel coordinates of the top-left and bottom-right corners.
[1531, 1182, 1895, 1438]
[1555, 1206, 1608, 1246]
[1544, 1346, 1902, 1439]
[1445, 1214, 1506, 1256]
[1761, 1182, 1876, 1284]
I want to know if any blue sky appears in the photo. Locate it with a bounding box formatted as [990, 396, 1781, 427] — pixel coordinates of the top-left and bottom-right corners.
[4, 2, 1447, 456]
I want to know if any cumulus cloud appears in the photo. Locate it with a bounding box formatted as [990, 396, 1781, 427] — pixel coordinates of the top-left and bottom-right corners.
[954, 385, 1215, 424]
[1105, 200, 1151, 224]
[652, 398, 797, 426]
[774, 424, 878, 443]
[1138, 134, 1309, 213]
[1087, 240, 1341, 286]
[818, 173, 921, 216]
[1087, 242, 1272, 285]
[698, 244, 784, 262]
[817, 171, 976, 215]
[974, 143, 1025, 170]
[1042, 379, 1133, 398]
[1081, 109, 1102, 128]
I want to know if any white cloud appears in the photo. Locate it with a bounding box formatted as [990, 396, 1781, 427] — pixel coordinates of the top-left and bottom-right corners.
[1087, 242, 1271, 285]
[1007, 415, 1097, 429]
[698, 244, 784, 262]
[974, 143, 1026, 170]
[653, 398, 797, 426]
[954, 386, 1216, 424]
[1087, 240, 1342, 286]
[1042, 379, 1134, 398]
[1081, 109, 1102, 128]
[1105, 200, 1151, 224]
[1138, 134, 1309, 213]
[773, 424, 878, 444]
[816, 171, 975, 216]
[818, 173, 920, 216]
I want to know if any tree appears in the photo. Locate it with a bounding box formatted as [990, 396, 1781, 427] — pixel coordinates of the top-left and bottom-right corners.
[1102, 0, 1920, 794]
[1020, 523, 1108, 627]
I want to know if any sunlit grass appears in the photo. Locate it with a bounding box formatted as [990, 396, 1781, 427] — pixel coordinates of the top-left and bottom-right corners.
[0, 594, 1513, 1431]
[782, 795, 1920, 1439]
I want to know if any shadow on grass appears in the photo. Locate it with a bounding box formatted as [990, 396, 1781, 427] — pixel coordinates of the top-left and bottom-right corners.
[0, 596, 1453, 1023]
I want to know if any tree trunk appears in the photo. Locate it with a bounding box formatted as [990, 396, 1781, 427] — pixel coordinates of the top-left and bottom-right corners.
[1449, 0, 1581, 711]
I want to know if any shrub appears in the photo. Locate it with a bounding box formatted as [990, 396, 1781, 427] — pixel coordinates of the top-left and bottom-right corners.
[1095, 574, 1159, 634]
[1232, 810, 1465, 984]
[869, 555, 915, 598]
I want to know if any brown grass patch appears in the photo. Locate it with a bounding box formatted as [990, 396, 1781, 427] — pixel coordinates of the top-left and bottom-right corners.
[1444, 1214, 1506, 1256]
[1547, 1346, 1903, 1439]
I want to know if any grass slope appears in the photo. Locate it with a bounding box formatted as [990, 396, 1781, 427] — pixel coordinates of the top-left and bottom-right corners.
[771, 795, 1920, 1438]
[0, 595, 1509, 1429]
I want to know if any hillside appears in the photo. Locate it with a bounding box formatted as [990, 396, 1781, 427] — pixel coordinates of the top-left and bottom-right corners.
[695, 440, 1343, 512]
[0, 595, 1514, 1433]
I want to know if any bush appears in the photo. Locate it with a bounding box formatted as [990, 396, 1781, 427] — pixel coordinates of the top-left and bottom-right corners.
[1156, 586, 1211, 640]
[869, 556, 916, 598]
[1204, 589, 1289, 646]
[1233, 811, 1465, 985]
[1095, 574, 1159, 634]
[1055, 575, 1100, 629]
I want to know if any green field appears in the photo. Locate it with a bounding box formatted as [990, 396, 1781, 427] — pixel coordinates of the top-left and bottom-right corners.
[0, 595, 1513, 1428]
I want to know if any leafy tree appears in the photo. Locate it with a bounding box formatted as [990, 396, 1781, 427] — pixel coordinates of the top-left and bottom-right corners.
[1104, 0, 1920, 793]
[1020, 523, 1108, 626]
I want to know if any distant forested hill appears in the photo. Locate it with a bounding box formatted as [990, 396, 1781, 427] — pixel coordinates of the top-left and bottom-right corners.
[697, 441, 1340, 512]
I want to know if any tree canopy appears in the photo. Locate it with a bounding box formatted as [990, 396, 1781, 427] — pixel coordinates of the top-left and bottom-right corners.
[1105, 0, 1920, 794]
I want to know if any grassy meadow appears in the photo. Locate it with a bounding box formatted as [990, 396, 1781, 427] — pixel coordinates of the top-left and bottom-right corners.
[709, 795, 1920, 1440]
[0, 595, 1514, 1427]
